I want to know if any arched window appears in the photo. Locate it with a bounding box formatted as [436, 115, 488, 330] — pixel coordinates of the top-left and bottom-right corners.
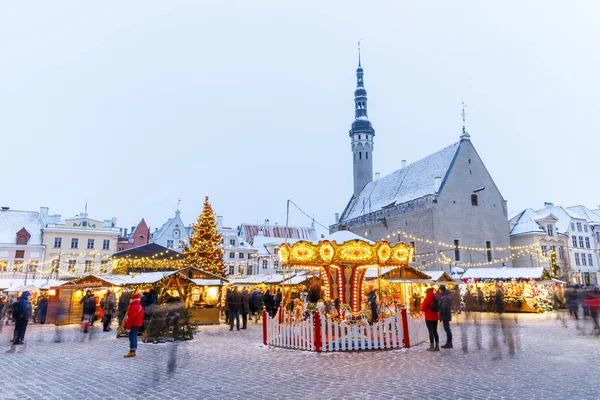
[366, 152, 369, 159]
[358, 135, 361, 140]
[359, 152, 362, 160]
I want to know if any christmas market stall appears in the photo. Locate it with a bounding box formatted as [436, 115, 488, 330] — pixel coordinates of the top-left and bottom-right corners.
[459, 267, 562, 313]
[45, 275, 132, 325]
[262, 230, 430, 352]
[111, 243, 185, 274]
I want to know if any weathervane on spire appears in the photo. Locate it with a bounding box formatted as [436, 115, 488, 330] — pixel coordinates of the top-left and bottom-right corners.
[177, 197, 181, 211]
[461, 102, 467, 134]
[358, 39, 362, 67]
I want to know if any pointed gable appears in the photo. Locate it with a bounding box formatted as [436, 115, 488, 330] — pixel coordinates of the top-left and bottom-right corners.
[16, 227, 31, 245]
[341, 142, 460, 221]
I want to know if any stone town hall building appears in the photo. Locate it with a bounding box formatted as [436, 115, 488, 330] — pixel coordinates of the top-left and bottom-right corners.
[330, 57, 512, 271]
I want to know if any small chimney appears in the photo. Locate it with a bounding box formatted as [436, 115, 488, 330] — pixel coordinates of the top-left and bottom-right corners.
[434, 176, 442, 192]
[39, 207, 49, 222]
[544, 202, 554, 209]
[401, 160, 407, 168]
[375, 172, 381, 181]
[335, 213, 340, 223]
[1, 207, 9, 211]
[217, 215, 223, 228]
[131, 226, 135, 233]
[124, 228, 128, 236]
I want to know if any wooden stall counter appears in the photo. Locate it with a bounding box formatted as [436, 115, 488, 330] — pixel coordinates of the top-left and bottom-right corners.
[189, 307, 221, 325]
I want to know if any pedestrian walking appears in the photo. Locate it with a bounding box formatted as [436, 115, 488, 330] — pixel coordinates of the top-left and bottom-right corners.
[477, 287, 484, 312]
[124, 293, 144, 358]
[227, 287, 242, 331]
[367, 286, 378, 323]
[117, 289, 131, 331]
[101, 290, 116, 332]
[12, 291, 31, 345]
[38, 294, 48, 324]
[264, 290, 274, 318]
[582, 288, 600, 334]
[452, 287, 461, 314]
[80, 290, 97, 333]
[274, 289, 282, 315]
[566, 285, 580, 321]
[439, 285, 453, 349]
[2, 295, 15, 325]
[494, 284, 504, 314]
[241, 287, 249, 329]
[421, 287, 440, 351]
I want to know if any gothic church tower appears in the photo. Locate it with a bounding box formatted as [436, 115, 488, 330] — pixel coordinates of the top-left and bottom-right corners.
[350, 50, 375, 196]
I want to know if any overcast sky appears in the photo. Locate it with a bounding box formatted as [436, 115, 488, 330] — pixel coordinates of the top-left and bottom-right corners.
[1, 1, 599, 235]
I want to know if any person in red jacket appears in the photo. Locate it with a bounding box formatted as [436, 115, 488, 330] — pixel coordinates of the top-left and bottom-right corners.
[420, 287, 440, 351]
[582, 288, 600, 332]
[124, 292, 145, 358]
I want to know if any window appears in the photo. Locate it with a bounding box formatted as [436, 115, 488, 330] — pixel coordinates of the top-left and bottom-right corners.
[68, 260, 77, 273]
[588, 254, 594, 267]
[359, 152, 362, 160]
[358, 135, 361, 140]
[274, 247, 279, 255]
[15, 250, 24, 259]
[27, 261, 37, 272]
[597, 232, 600, 242]
[87, 239, 95, 250]
[228, 252, 235, 259]
[541, 245, 548, 256]
[102, 239, 110, 250]
[572, 236, 578, 248]
[584, 224, 588, 233]
[247, 265, 253, 275]
[71, 238, 79, 249]
[585, 237, 591, 249]
[229, 239, 236, 246]
[454, 240, 460, 262]
[0, 260, 7, 272]
[166, 240, 174, 248]
[178, 240, 185, 248]
[575, 253, 580, 266]
[579, 236, 584, 248]
[274, 260, 280, 270]
[571, 223, 575, 231]
[577, 223, 582, 232]
[546, 224, 554, 237]
[13, 260, 23, 272]
[228, 265, 235, 275]
[262, 260, 268, 269]
[486, 241, 493, 262]
[471, 194, 479, 206]
[239, 252, 245, 259]
[118, 247, 124, 252]
[53, 237, 62, 248]
[84, 260, 93, 274]
[582, 254, 587, 266]
[139, 234, 145, 240]
[100, 260, 108, 273]
[173, 229, 180, 238]
[410, 241, 416, 262]
[366, 152, 369, 159]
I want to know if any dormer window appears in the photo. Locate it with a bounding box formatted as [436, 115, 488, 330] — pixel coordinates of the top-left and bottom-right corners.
[358, 135, 361, 140]
[546, 224, 554, 237]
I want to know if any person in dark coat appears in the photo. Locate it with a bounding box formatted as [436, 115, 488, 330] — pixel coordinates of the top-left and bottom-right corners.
[274, 289, 282, 315]
[12, 291, 32, 345]
[477, 287, 485, 312]
[80, 290, 97, 332]
[227, 287, 242, 331]
[38, 295, 49, 324]
[241, 288, 250, 329]
[439, 285, 453, 349]
[118, 290, 131, 329]
[249, 289, 259, 319]
[100, 290, 116, 332]
[264, 290, 274, 318]
[494, 284, 504, 314]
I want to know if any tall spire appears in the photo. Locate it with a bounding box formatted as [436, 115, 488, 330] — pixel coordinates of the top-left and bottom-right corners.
[460, 102, 471, 140]
[358, 39, 362, 67]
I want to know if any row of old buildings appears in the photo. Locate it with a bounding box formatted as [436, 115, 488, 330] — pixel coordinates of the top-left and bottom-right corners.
[1, 54, 598, 284]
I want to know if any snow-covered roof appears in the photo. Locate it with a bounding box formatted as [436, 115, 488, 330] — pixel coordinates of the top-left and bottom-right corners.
[318, 230, 374, 245]
[566, 206, 600, 223]
[252, 235, 302, 256]
[284, 273, 310, 285]
[461, 267, 544, 280]
[510, 209, 547, 236]
[0, 279, 68, 291]
[127, 271, 178, 285]
[83, 274, 133, 286]
[421, 271, 447, 281]
[240, 223, 317, 244]
[341, 142, 460, 221]
[0, 210, 44, 245]
[364, 267, 396, 279]
[190, 279, 222, 286]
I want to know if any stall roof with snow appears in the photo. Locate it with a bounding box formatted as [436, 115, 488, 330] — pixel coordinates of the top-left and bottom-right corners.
[461, 267, 545, 280]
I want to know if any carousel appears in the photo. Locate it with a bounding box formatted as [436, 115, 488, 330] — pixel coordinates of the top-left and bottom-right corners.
[265, 230, 431, 352]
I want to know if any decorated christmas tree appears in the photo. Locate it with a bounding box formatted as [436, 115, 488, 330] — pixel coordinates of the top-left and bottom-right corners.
[184, 196, 226, 277]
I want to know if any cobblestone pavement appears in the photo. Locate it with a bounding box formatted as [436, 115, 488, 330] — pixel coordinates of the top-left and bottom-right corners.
[0, 312, 599, 400]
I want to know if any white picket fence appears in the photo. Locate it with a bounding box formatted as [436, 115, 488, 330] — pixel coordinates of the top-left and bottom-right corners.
[319, 312, 403, 351]
[263, 309, 429, 352]
[264, 312, 315, 351]
[404, 313, 430, 347]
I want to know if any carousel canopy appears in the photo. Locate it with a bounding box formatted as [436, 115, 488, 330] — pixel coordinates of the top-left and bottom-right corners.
[280, 234, 413, 267]
[461, 267, 545, 280]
